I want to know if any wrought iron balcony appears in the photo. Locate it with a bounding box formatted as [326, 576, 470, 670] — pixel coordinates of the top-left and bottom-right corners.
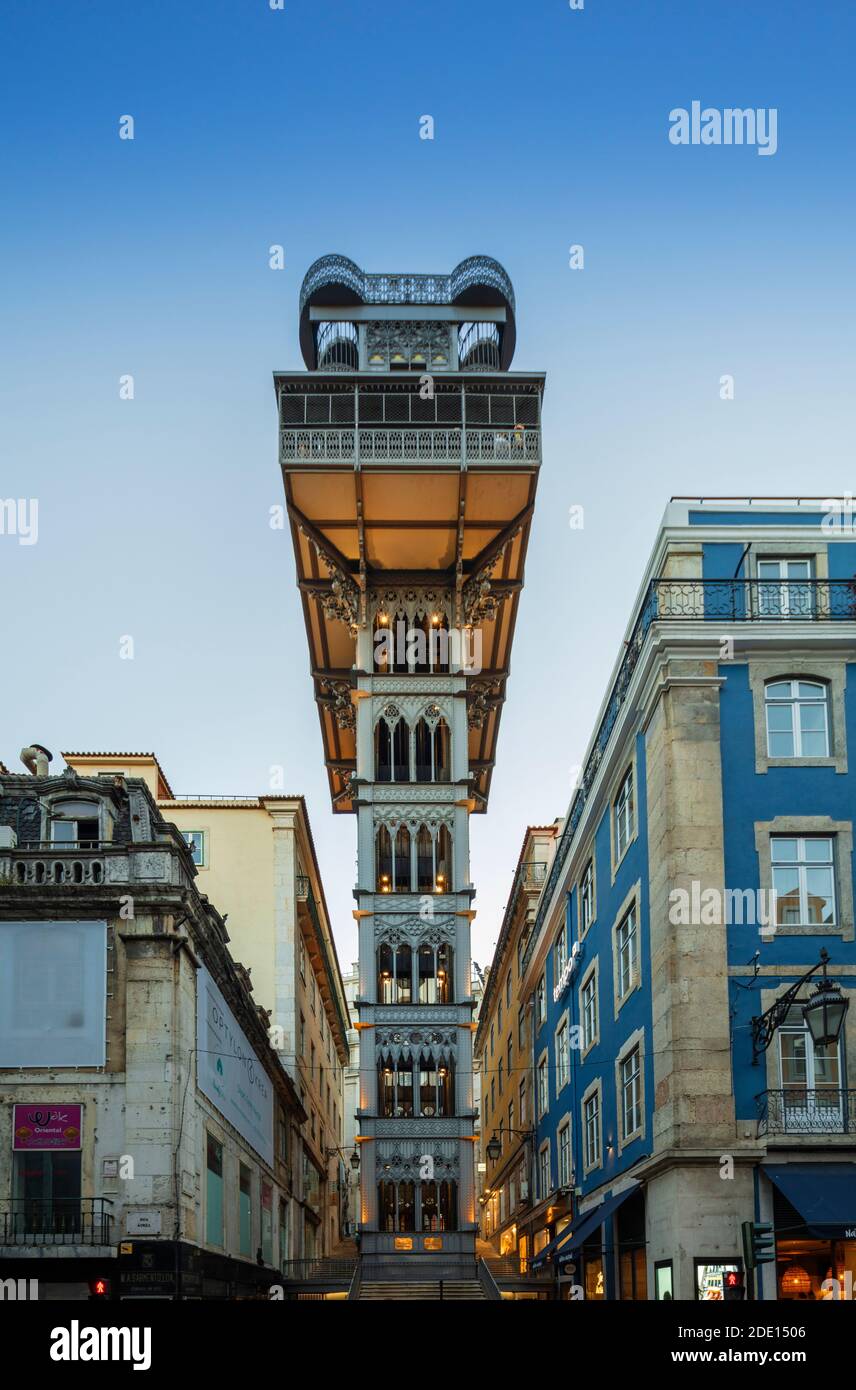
[522, 577, 856, 977]
[653, 578, 856, 622]
[757, 1088, 856, 1137]
[280, 426, 541, 466]
[1, 1198, 113, 1246]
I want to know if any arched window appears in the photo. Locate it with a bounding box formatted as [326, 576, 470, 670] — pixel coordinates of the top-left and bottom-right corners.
[375, 713, 410, 781]
[765, 680, 830, 758]
[435, 825, 452, 892]
[418, 1053, 455, 1117]
[420, 1180, 458, 1232]
[378, 1180, 415, 1232]
[375, 720, 392, 781]
[376, 826, 393, 892]
[378, 1057, 414, 1116]
[377, 943, 412, 1003]
[414, 716, 450, 782]
[418, 943, 454, 1005]
[49, 799, 100, 847]
[393, 826, 412, 891]
[416, 826, 434, 892]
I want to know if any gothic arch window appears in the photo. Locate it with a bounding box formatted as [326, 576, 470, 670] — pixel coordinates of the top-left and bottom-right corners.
[393, 825, 412, 891]
[416, 826, 434, 892]
[374, 709, 410, 781]
[378, 1055, 414, 1116]
[377, 942, 412, 1003]
[419, 1053, 455, 1117]
[414, 716, 450, 783]
[435, 824, 453, 891]
[376, 826, 393, 892]
[378, 1180, 416, 1233]
[418, 942, 454, 1004]
[420, 1180, 458, 1232]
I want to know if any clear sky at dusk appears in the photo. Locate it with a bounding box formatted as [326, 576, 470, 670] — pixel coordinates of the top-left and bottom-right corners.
[2, 0, 854, 968]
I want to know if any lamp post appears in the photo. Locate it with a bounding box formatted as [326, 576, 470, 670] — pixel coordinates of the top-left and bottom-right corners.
[751, 948, 849, 1063]
[485, 1127, 535, 1164]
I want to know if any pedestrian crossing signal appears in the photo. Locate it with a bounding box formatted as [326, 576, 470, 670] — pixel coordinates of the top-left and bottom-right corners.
[88, 1277, 110, 1299]
[723, 1269, 745, 1302]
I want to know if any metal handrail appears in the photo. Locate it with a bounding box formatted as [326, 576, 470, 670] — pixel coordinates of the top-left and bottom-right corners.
[756, 1087, 856, 1136]
[1, 1198, 113, 1245]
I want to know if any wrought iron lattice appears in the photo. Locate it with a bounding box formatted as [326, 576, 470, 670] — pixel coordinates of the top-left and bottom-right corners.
[756, 1088, 855, 1136]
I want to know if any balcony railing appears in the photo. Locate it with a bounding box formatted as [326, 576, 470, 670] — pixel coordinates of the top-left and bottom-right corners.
[522, 577, 856, 976]
[1, 1198, 113, 1245]
[280, 427, 541, 466]
[757, 1088, 856, 1137]
[6, 847, 108, 886]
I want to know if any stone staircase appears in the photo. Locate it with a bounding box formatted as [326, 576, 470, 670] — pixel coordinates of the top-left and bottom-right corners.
[359, 1280, 487, 1301]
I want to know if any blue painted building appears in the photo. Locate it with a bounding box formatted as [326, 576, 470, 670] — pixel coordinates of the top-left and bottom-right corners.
[518, 499, 856, 1301]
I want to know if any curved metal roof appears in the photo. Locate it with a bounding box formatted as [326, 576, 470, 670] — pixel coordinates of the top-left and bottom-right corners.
[298, 253, 517, 369]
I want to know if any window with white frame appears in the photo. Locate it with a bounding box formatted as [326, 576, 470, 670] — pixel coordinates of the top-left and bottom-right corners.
[579, 858, 594, 934]
[555, 923, 567, 980]
[771, 837, 836, 928]
[778, 1005, 842, 1128]
[555, 1018, 570, 1092]
[536, 974, 546, 1027]
[537, 1054, 549, 1117]
[581, 967, 598, 1052]
[538, 1143, 551, 1200]
[182, 830, 206, 866]
[765, 680, 830, 758]
[614, 769, 634, 862]
[558, 1121, 572, 1188]
[620, 1045, 642, 1140]
[757, 557, 813, 618]
[583, 1089, 600, 1170]
[616, 904, 639, 1000]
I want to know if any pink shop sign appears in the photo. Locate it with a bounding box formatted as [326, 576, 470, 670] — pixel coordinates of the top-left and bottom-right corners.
[13, 1104, 83, 1150]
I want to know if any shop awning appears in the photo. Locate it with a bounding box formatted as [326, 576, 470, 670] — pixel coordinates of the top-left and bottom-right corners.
[763, 1164, 856, 1238]
[531, 1183, 639, 1269]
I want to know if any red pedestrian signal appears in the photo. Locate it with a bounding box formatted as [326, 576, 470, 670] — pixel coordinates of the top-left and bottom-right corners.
[723, 1269, 745, 1302]
[88, 1277, 111, 1298]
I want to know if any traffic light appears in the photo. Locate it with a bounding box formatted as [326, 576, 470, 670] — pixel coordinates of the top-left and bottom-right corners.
[742, 1220, 776, 1270]
[723, 1269, 745, 1302]
[88, 1276, 111, 1300]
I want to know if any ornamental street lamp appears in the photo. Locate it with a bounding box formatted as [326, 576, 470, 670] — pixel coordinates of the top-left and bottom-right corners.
[751, 948, 849, 1063]
[485, 1128, 535, 1164]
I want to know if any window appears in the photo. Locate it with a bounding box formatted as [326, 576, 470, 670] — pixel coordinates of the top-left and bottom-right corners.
[519, 1077, 527, 1126]
[50, 800, 100, 848]
[277, 1108, 289, 1165]
[581, 967, 598, 1053]
[239, 1164, 252, 1257]
[558, 1122, 572, 1187]
[538, 1144, 551, 1201]
[260, 1181, 273, 1265]
[378, 1180, 416, 1233]
[579, 858, 595, 934]
[771, 837, 836, 927]
[311, 977, 316, 1014]
[418, 1055, 454, 1117]
[377, 942, 412, 1004]
[778, 1006, 843, 1131]
[506, 972, 512, 1008]
[206, 1134, 224, 1247]
[765, 680, 830, 758]
[518, 1007, 526, 1049]
[420, 1180, 457, 1232]
[380, 1060, 415, 1117]
[298, 936, 306, 981]
[489, 1022, 495, 1055]
[620, 1046, 642, 1140]
[536, 975, 546, 1027]
[11, 1147, 82, 1236]
[583, 1089, 601, 1170]
[498, 1058, 504, 1093]
[555, 924, 567, 979]
[614, 769, 634, 862]
[497, 996, 503, 1032]
[417, 942, 453, 1003]
[507, 1035, 513, 1075]
[299, 1013, 305, 1054]
[555, 1018, 570, 1092]
[491, 1077, 496, 1112]
[616, 905, 639, 1000]
[181, 830, 206, 865]
[537, 1054, 549, 1117]
[757, 557, 813, 618]
[508, 1098, 515, 1137]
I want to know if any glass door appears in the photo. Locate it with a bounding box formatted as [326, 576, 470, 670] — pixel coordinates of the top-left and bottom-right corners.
[779, 1019, 843, 1133]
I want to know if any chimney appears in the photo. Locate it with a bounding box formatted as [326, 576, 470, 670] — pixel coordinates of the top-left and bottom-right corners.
[20, 744, 53, 777]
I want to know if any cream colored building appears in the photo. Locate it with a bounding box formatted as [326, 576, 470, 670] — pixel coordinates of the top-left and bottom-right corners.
[63, 752, 351, 1261]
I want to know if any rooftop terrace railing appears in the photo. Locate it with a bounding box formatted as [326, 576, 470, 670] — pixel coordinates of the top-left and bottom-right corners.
[522, 578, 856, 974]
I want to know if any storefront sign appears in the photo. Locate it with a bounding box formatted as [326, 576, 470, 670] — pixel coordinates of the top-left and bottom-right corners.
[196, 966, 274, 1167]
[13, 1104, 83, 1150]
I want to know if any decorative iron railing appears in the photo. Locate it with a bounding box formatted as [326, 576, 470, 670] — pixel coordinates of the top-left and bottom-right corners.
[280, 1258, 356, 1283]
[1, 1199, 113, 1245]
[522, 578, 856, 976]
[757, 1088, 856, 1137]
[280, 427, 541, 465]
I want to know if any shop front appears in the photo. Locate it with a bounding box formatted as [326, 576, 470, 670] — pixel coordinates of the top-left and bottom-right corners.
[764, 1164, 856, 1301]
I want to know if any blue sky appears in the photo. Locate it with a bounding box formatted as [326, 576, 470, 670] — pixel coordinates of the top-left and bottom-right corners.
[2, 0, 854, 969]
